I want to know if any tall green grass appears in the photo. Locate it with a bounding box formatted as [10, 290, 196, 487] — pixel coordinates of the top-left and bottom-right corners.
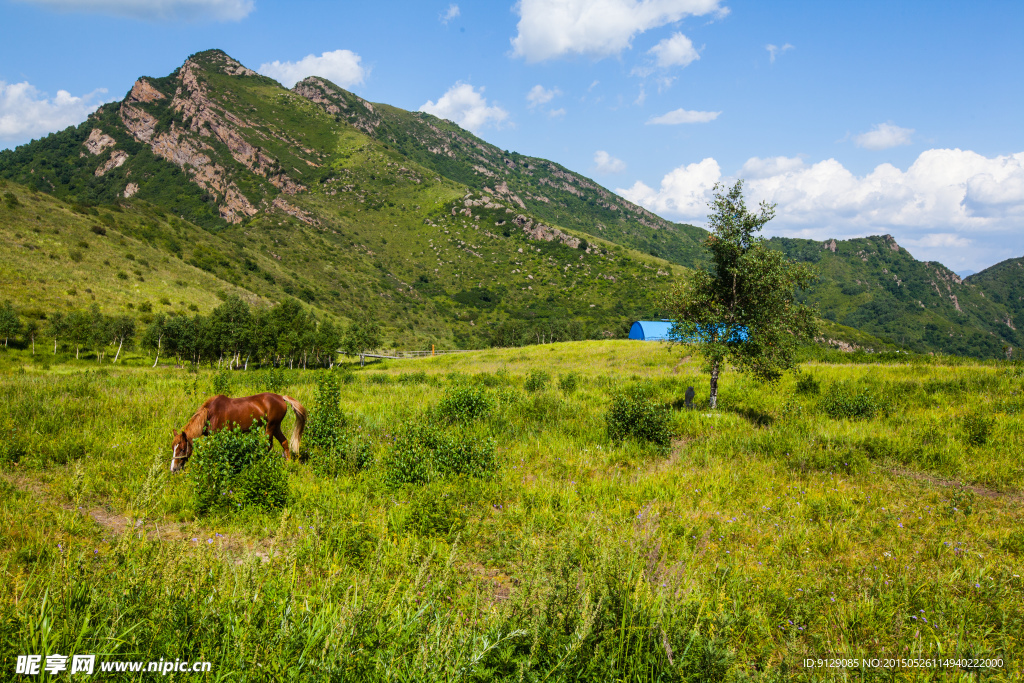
[1, 341, 1022, 680]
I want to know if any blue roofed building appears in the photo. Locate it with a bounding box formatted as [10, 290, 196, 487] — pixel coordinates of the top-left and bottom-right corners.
[628, 320, 674, 341]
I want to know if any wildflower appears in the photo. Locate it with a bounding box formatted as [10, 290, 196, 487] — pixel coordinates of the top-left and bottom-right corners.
[207, 539, 213, 544]
[191, 538, 198, 542]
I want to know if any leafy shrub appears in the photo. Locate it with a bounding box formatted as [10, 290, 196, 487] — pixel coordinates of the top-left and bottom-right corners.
[90, 225, 106, 236]
[795, 372, 821, 395]
[212, 371, 231, 396]
[189, 423, 289, 513]
[402, 484, 467, 539]
[69, 250, 83, 263]
[397, 371, 428, 384]
[558, 372, 581, 394]
[524, 370, 550, 392]
[366, 373, 390, 385]
[3, 191, 19, 209]
[383, 423, 497, 488]
[819, 381, 883, 420]
[257, 368, 285, 393]
[306, 372, 371, 477]
[961, 412, 994, 446]
[234, 449, 290, 510]
[606, 384, 673, 450]
[437, 383, 493, 424]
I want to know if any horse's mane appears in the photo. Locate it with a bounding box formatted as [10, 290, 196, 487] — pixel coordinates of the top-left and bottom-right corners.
[182, 406, 209, 441]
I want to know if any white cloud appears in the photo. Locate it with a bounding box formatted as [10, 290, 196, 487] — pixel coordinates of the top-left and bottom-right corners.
[440, 3, 460, 24]
[618, 157, 721, 216]
[511, 0, 726, 62]
[648, 32, 700, 68]
[258, 50, 367, 89]
[902, 233, 972, 249]
[855, 122, 914, 150]
[548, 107, 567, 118]
[593, 150, 626, 173]
[419, 82, 509, 133]
[765, 43, 793, 63]
[526, 84, 561, 108]
[647, 107, 720, 124]
[738, 155, 805, 179]
[618, 148, 1024, 269]
[17, 0, 252, 22]
[0, 81, 111, 146]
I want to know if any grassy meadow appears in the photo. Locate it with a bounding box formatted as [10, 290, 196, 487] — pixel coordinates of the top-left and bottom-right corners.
[1, 340, 1022, 681]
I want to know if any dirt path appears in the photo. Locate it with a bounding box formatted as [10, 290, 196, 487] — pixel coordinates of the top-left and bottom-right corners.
[884, 467, 1024, 502]
[3, 472, 277, 563]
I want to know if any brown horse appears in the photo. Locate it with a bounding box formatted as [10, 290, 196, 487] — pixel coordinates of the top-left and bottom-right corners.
[170, 393, 307, 473]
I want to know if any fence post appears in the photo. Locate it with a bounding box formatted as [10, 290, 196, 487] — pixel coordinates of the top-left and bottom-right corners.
[360, 354, 364, 367]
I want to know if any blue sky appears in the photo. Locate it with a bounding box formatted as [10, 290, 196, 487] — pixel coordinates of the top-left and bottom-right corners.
[2, 0, 1022, 272]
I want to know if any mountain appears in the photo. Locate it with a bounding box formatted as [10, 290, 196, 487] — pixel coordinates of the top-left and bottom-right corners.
[290, 76, 710, 268]
[1, 48, 1019, 359]
[768, 235, 1022, 357]
[0, 50, 683, 350]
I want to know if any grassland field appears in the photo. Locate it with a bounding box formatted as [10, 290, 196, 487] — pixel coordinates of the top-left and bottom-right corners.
[1, 340, 1022, 681]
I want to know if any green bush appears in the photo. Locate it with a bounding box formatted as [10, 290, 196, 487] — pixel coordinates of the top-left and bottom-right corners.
[819, 381, 883, 420]
[524, 370, 550, 392]
[234, 448, 290, 510]
[961, 412, 994, 446]
[437, 383, 493, 424]
[795, 371, 821, 395]
[306, 372, 371, 477]
[558, 372, 581, 394]
[212, 370, 231, 396]
[606, 384, 673, 450]
[366, 373, 391, 385]
[257, 368, 286, 393]
[189, 422, 289, 513]
[382, 423, 497, 488]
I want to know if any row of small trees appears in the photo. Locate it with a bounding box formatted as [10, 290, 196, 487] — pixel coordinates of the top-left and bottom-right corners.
[0, 296, 383, 369]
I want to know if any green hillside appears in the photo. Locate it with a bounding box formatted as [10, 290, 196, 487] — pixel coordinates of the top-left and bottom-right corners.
[291, 76, 710, 267]
[964, 257, 1024, 331]
[769, 235, 1022, 357]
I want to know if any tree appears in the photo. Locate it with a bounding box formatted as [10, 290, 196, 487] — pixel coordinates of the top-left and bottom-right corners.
[109, 316, 136, 362]
[66, 310, 92, 359]
[667, 180, 817, 409]
[0, 301, 20, 347]
[342, 316, 383, 357]
[47, 312, 66, 354]
[143, 314, 167, 367]
[23, 318, 40, 354]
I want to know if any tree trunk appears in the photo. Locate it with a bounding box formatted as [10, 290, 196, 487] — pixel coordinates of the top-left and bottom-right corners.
[76, 345, 80, 359]
[114, 337, 124, 363]
[54, 338, 58, 354]
[31, 336, 35, 354]
[152, 335, 161, 368]
[709, 360, 720, 409]
[244, 354, 249, 371]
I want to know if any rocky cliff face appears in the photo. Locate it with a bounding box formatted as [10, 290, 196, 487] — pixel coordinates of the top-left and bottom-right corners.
[109, 52, 323, 223]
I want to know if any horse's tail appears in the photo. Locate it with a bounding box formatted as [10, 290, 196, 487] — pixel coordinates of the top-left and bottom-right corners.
[282, 395, 307, 456]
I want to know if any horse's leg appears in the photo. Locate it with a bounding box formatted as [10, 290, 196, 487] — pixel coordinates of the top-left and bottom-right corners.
[271, 422, 290, 460]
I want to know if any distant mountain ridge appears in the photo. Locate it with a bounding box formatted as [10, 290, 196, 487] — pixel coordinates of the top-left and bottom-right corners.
[768, 234, 1022, 357]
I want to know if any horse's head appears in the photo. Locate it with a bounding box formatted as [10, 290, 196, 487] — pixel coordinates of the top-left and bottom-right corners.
[170, 430, 192, 473]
